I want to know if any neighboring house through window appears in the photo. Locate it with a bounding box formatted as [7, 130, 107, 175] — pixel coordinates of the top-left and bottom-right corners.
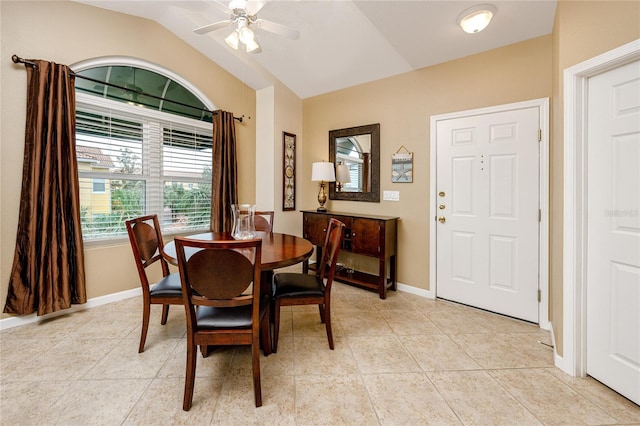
[73, 57, 215, 241]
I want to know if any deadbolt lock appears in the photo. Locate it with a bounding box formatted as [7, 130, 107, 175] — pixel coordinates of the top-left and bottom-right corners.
[438, 191, 446, 197]
[439, 204, 446, 210]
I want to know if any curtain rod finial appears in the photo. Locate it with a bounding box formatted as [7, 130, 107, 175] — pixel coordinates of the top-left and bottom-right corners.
[12, 54, 20, 64]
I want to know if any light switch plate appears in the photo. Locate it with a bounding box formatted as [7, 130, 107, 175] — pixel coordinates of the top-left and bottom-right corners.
[383, 190, 400, 201]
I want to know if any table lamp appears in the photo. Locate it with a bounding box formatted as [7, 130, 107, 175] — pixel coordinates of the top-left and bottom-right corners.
[311, 161, 335, 212]
[336, 163, 351, 192]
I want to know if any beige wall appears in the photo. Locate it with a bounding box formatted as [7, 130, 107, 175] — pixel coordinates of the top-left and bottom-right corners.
[0, 1, 257, 312]
[273, 82, 304, 236]
[302, 35, 553, 292]
[254, 80, 303, 237]
[549, 0, 640, 355]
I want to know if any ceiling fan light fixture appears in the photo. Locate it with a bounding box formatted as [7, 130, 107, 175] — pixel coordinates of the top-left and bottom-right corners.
[194, 0, 297, 54]
[458, 4, 496, 34]
[225, 30, 240, 49]
[245, 38, 260, 53]
[239, 26, 255, 44]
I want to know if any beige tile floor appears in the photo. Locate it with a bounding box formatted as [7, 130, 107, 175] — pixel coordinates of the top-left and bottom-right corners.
[2, 278, 639, 425]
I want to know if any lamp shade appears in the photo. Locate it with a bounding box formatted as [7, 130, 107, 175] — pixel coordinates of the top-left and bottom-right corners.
[336, 164, 351, 183]
[312, 162, 336, 182]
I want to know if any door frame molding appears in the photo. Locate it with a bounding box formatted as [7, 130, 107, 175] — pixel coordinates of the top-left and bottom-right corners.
[561, 39, 640, 376]
[429, 98, 550, 329]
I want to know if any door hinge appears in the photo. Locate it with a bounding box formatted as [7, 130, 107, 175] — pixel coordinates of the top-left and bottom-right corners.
[538, 129, 542, 142]
[539, 209, 542, 222]
[537, 289, 541, 302]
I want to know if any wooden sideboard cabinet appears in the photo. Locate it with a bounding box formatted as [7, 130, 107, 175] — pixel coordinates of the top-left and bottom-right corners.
[301, 210, 398, 299]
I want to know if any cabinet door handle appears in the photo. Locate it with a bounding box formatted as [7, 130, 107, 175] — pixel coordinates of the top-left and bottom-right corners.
[351, 232, 356, 237]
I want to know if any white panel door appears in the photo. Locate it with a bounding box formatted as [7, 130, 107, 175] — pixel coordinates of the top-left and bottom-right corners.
[586, 59, 640, 405]
[436, 108, 539, 322]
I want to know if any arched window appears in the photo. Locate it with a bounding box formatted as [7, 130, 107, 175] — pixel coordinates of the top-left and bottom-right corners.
[73, 57, 215, 241]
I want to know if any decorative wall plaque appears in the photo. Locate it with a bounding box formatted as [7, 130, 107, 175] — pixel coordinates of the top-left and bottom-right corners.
[391, 145, 413, 183]
[283, 132, 296, 210]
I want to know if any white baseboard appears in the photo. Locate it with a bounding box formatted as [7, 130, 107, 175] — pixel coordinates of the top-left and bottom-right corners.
[397, 282, 434, 299]
[0, 287, 142, 331]
[549, 323, 572, 375]
[539, 318, 551, 331]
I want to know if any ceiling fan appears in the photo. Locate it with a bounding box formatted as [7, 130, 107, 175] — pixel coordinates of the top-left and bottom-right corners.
[193, 0, 300, 53]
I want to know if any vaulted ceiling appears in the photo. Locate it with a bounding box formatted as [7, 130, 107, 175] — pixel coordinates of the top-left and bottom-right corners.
[76, 0, 557, 99]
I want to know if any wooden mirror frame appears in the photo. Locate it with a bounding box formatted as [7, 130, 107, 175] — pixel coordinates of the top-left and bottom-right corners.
[329, 123, 380, 202]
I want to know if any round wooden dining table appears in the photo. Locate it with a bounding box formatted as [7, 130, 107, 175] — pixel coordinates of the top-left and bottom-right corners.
[163, 232, 312, 356]
[162, 231, 314, 271]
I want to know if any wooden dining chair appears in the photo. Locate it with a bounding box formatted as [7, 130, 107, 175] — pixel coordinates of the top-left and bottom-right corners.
[254, 210, 274, 232]
[125, 214, 183, 353]
[175, 236, 271, 410]
[272, 218, 345, 352]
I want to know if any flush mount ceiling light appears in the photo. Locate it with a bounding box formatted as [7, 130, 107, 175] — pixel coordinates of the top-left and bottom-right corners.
[458, 4, 496, 34]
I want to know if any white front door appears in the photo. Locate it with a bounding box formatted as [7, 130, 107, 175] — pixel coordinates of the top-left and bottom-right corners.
[436, 107, 540, 323]
[586, 59, 640, 405]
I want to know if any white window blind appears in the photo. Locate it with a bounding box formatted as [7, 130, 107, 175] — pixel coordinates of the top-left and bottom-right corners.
[76, 98, 212, 241]
[162, 127, 212, 233]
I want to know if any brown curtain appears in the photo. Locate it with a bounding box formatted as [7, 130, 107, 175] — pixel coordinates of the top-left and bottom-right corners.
[4, 60, 87, 316]
[210, 110, 239, 232]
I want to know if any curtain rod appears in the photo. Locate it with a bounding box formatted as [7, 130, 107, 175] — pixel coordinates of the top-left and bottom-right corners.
[11, 54, 244, 123]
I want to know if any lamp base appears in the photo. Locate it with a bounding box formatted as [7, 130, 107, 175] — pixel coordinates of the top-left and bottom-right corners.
[316, 181, 328, 213]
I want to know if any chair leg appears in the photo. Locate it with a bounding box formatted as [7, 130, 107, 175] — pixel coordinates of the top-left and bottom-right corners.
[273, 299, 281, 353]
[323, 304, 334, 350]
[319, 304, 326, 323]
[139, 302, 151, 353]
[200, 345, 210, 358]
[161, 304, 170, 325]
[183, 340, 197, 411]
[251, 336, 263, 407]
[260, 306, 272, 356]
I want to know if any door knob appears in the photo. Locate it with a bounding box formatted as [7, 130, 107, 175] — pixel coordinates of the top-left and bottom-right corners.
[438, 216, 446, 223]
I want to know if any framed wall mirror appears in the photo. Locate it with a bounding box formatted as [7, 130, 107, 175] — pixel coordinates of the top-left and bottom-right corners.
[329, 123, 380, 202]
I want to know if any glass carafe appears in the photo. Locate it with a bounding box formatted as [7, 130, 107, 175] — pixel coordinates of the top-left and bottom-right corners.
[231, 204, 257, 240]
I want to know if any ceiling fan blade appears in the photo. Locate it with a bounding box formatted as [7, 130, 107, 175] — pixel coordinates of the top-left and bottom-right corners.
[254, 19, 300, 40]
[193, 20, 232, 35]
[210, 0, 232, 14]
[245, 0, 266, 15]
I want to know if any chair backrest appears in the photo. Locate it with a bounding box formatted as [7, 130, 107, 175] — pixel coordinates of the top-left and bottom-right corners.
[125, 214, 170, 287]
[317, 218, 346, 286]
[174, 237, 263, 330]
[254, 211, 274, 232]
